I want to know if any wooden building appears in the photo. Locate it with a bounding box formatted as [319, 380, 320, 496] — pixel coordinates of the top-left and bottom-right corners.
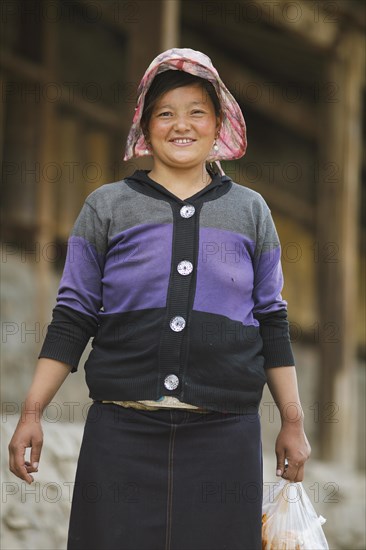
[1, 0, 365, 468]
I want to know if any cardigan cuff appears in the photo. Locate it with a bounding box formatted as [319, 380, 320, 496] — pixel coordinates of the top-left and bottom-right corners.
[38, 305, 97, 373]
[38, 334, 87, 373]
[261, 338, 295, 368]
[255, 310, 295, 368]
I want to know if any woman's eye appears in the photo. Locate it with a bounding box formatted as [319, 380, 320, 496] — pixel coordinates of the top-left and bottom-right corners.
[158, 109, 204, 118]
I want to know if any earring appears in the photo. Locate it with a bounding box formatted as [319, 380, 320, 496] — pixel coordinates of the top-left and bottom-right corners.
[213, 139, 219, 152]
[144, 138, 150, 155]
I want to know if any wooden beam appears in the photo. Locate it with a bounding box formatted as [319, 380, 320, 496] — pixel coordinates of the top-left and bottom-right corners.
[182, 28, 317, 140]
[223, 162, 315, 230]
[324, 0, 366, 32]
[316, 28, 365, 465]
[0, 51, 47, 81]
[77, 0, 134, 34]
[184, 2, 325, 80]
[248, 0, 340, 50]
[1, 51, 128, 133]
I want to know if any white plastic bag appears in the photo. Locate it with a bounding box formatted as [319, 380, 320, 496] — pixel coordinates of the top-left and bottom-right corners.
[262, 479, 329, 549]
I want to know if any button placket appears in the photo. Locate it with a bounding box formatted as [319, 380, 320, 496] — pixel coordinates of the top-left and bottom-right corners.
[158, 201, 199, 397]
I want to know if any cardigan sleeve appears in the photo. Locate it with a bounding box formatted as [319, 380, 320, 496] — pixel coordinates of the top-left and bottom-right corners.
[38, 197, 107, 373]
[252, 209, 295, 369]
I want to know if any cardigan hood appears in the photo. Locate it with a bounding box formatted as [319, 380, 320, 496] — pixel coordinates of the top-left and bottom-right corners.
[123, 48, 247, 169]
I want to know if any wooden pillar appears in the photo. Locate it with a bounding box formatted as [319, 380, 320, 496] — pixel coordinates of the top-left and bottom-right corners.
[161, 0, 180, 50]
[316, 29, 365, 464]
[0, 72, 5, 169]
[124, 0, 168, 172]
[127, 1, 164, 83]
[36, 5, 57, 329]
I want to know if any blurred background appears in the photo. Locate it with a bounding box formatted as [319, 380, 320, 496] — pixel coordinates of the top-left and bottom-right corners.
[1, 0, 365, 548]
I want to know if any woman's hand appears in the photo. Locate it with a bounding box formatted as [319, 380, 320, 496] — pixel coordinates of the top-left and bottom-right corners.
[265, 366, 311, 482]
[8, 358, 72, 485]
[8, 418, 43, 485]
[275, 422, 311, 482]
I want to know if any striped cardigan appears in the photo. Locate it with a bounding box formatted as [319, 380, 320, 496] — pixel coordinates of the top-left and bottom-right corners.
[39, 170, 295, 414]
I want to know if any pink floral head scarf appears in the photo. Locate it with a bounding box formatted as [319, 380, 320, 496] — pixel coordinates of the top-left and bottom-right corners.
[123, 48, 247, 173]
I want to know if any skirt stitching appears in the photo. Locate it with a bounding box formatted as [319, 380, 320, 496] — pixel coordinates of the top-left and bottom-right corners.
[165, 412, 177, 550]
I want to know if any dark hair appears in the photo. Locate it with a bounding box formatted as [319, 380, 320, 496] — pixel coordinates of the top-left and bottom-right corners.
[140, 70, 221, 136]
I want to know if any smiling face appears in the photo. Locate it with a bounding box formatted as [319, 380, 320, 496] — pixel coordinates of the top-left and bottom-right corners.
[146, 83, 221, 174]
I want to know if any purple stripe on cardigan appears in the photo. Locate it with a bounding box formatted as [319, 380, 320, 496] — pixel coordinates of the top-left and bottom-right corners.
[101, 223, 173, 313]
[193, 227, 286, 324]
[57, 225, 286, 324]
[56, 236, 104, 320]
[194, 227, 256, 324]
[253, 245, 288, 314]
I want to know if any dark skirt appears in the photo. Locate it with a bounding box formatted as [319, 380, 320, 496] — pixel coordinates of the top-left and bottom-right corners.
[67, 401, 263, 550]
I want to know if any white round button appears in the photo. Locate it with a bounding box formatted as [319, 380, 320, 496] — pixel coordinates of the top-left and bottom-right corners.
[177, 260, 193, 276]
[164, 374, 179, 390]
[180, 204, 195, 218]
[169, 316, 186, 331]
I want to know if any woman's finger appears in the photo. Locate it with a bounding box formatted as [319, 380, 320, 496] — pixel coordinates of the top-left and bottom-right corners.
[294, 464, 305, 482]
[30, 438, 43, 471]
[282, 458, 300, 482]
[275, 449, 286, 477]
[9, 444, 34, 484]
[24, 460, 38, 472]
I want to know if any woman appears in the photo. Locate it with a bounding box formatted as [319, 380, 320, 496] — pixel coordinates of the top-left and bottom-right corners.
[8, 48, 310, 550]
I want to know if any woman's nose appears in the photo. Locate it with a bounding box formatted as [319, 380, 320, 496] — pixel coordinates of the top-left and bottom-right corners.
[173, 115, 191, 130]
